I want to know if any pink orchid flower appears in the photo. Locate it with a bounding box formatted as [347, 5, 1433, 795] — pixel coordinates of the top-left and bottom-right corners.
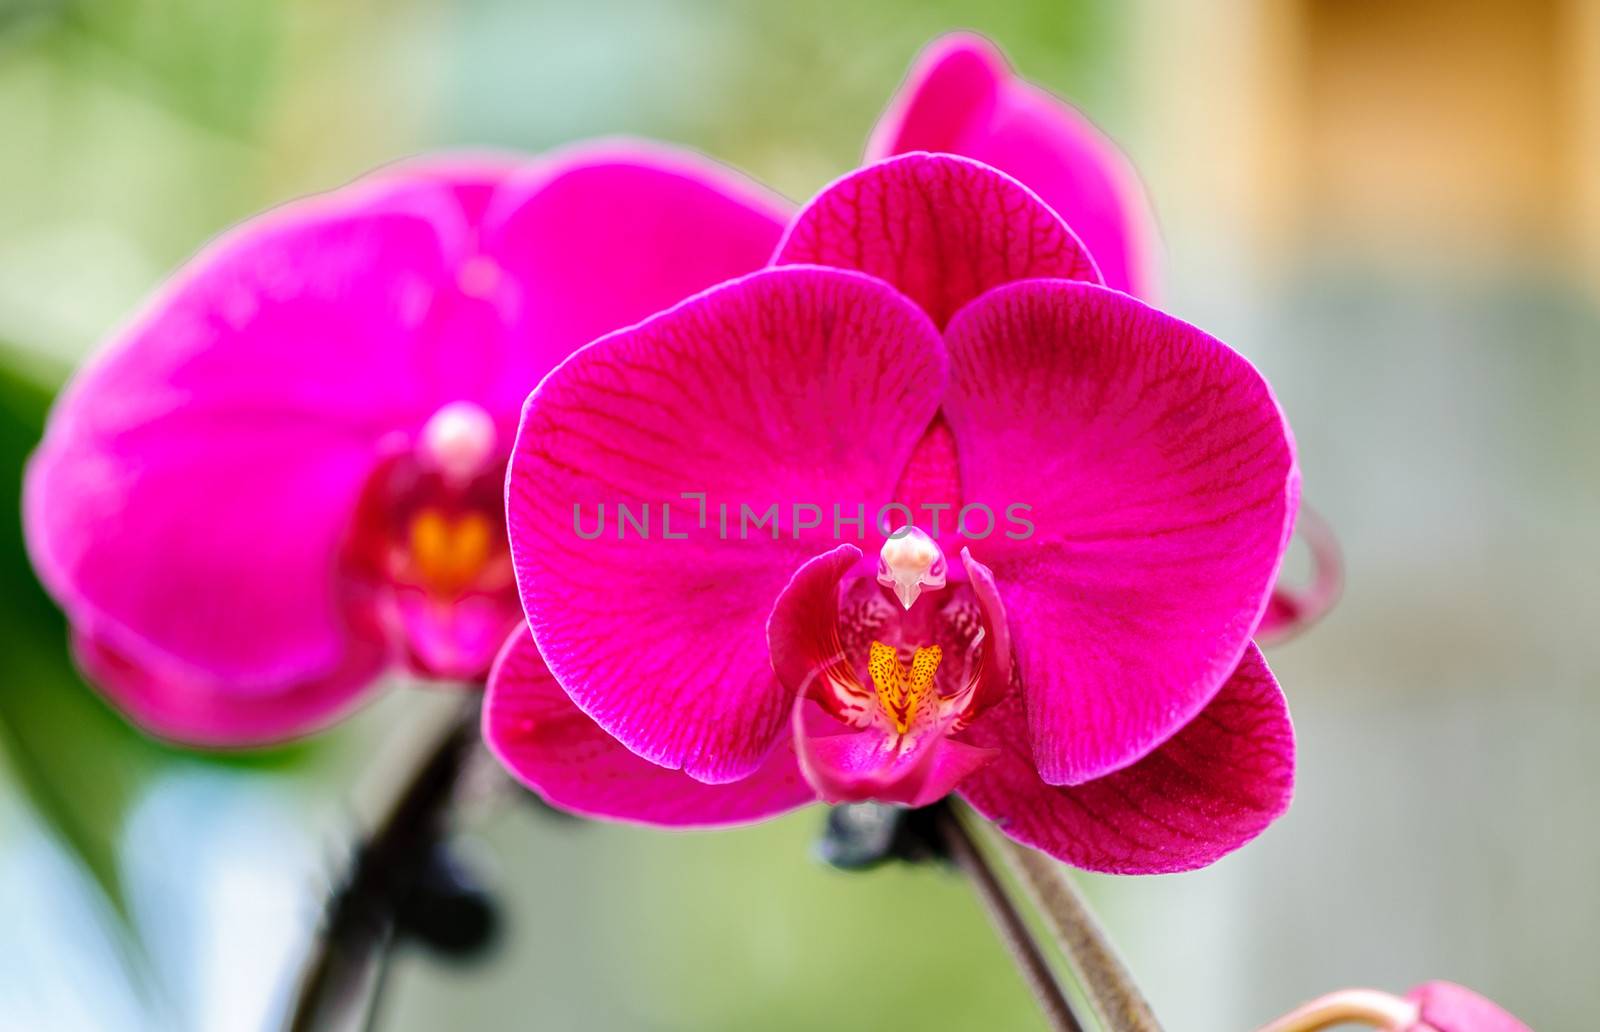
[487, 152, 1298, 873]
[872, 32, 1341, 643]
[24, 142, 789, 746]
[1257, 981, 1532, 1032]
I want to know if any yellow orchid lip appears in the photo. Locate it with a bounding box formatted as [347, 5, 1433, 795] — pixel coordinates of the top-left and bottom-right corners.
[336, 399, 520, 681]
[406, 508, 496, 597]
[867, 640, 943, 735]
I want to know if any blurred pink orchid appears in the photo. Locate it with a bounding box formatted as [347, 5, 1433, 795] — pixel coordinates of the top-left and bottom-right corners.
[24, 143, 789, 746]
[487, 153, 1299, 872]
[1257, 981, 1531, 1032]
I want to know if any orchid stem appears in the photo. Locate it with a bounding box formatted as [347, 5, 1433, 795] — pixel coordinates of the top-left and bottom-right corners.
[932, 803, 1087, 1032]
[284, 697, 485, 1032]
[980, 815, 1164, 1032]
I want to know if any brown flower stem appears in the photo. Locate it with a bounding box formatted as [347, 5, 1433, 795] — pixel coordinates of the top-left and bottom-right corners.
[984, 816, 1164, 1032]
[284, 697, 485, 1032]
[1251, 989, 1418, 1032]
[932, 803, 1087, 1032]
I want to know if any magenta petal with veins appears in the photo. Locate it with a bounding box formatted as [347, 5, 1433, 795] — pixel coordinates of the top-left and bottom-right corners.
[774, 151, 1100, 326]
[867, 32, 1159, 299]
[942, 279, 1297, 785]
[484, 628, 815, 826]
[957, 644, 1293, 874]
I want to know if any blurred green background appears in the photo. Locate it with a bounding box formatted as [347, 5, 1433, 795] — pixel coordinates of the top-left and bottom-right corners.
[2, 1, 1597, 1029]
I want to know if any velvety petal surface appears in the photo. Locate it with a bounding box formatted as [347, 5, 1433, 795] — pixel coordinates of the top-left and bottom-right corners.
[1406, 982, 1532, 1032]
[867, 33, 1159, 298]
[943, 280, 1298, 784]
[508, 267, 946, 783]
[73, 628, 386, 748]
[24, 187, 474, 688]
[773, 153, 1099, 327]
[957, 645, 1293, 874]
[485, 628, 816, 826]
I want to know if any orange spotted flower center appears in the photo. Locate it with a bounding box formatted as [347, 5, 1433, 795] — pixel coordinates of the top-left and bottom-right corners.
[867, 640, 943, 735]
[341, 401, 521, 679]
[807, 529, 993, 750]
[405, 509, 496, 597]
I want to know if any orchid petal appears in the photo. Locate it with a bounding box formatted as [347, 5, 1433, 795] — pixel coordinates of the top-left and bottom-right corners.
[484, 628, 815, 826]
[957, 645, 1293, 874]
[22, 185, 473, 688]
[792, 696, 994, 808]
[364, 151, 530, 224]
[767, 545, 868, 718]
[508, 267, 946, 782]
[943, 280, 1298, 784]
[774, 153, 1099, 328]
[868, 33, 1159, 297]
[1257, 503, 1343, 645]
[959, 547, 1013, 714]
[1406, 982, 1532, 1032]
[892, 418, 963, 520]
[482, 139, 790, 410]
[72, 628, 386, 748]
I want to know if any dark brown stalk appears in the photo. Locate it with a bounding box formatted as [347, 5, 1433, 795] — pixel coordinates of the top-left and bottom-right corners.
[284, 698, 484, 1032]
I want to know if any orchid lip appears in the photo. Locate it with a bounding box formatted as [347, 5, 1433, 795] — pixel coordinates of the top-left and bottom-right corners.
[868, 640, 942, 736]
[801, 560, 993, 754]
[343, 404, 518, 680]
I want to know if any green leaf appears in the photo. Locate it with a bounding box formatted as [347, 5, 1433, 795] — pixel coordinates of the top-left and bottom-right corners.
[0, 353, 159, 912]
